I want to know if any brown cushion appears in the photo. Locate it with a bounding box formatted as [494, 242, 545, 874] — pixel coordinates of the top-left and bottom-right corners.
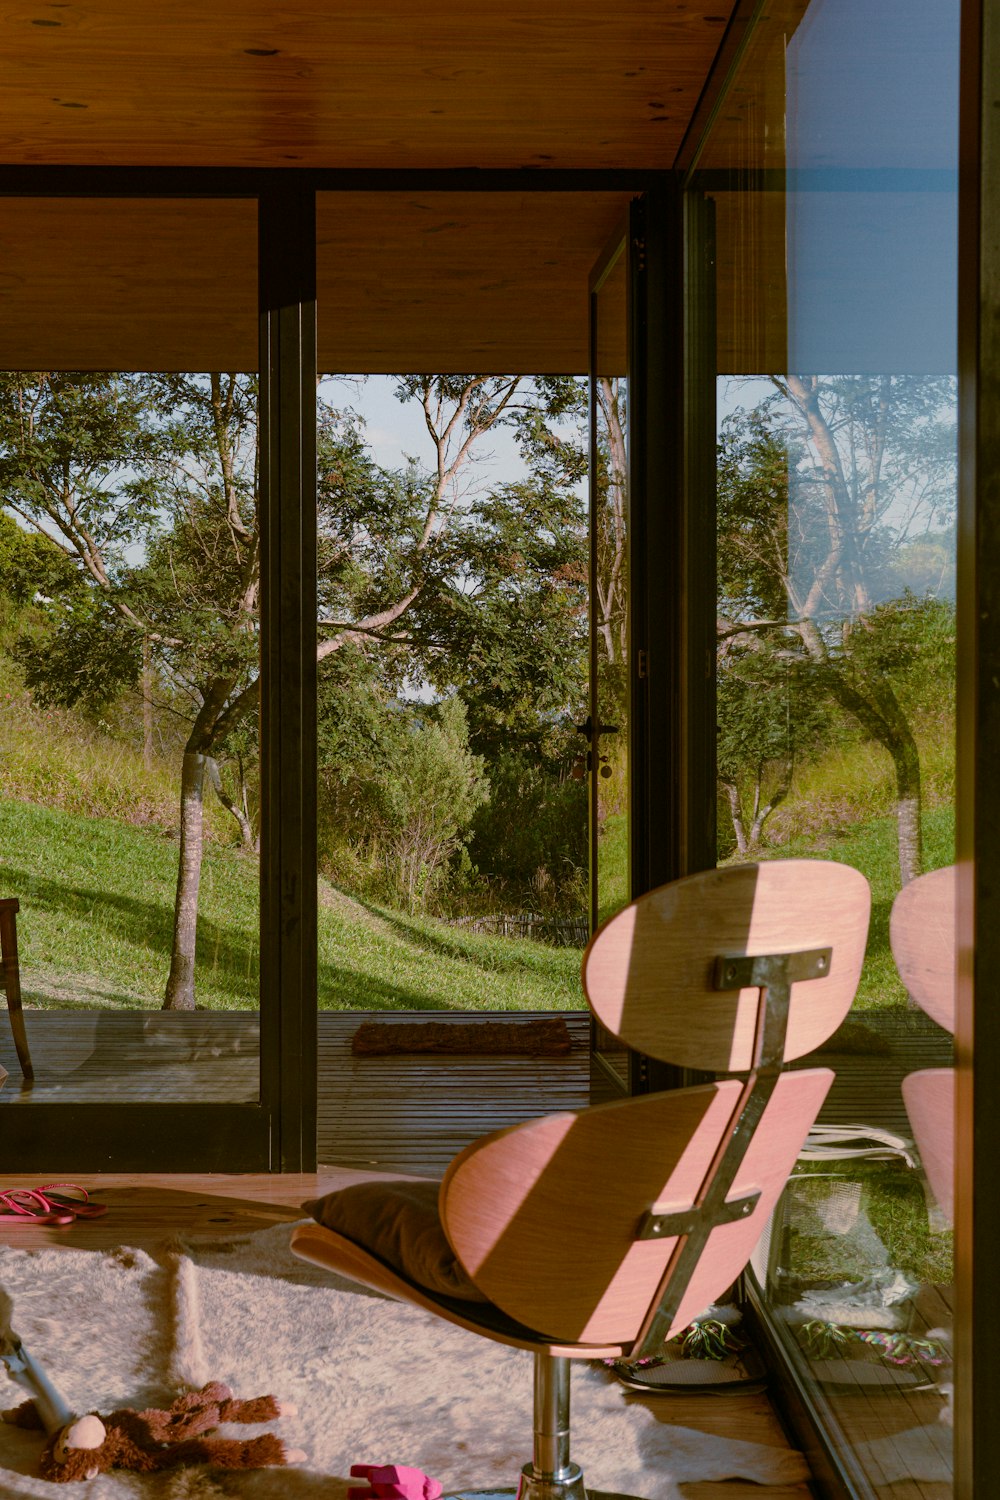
[302, 1179, 489, 1302]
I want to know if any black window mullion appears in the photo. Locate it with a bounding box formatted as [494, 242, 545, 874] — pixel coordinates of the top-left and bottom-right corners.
[259, 178, 318, 1173]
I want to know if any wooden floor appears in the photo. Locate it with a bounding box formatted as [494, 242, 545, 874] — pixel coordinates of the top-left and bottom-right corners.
[0, 1003, 955, 1497]
[0, 1170, 812, 1500]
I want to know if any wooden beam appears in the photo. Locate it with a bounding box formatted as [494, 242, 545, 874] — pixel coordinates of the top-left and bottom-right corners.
[0, 190, 632, 373]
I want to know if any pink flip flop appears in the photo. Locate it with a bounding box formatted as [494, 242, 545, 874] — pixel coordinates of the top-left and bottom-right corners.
[0, 1190, 75, 1226]
[37, 1183, 108, 1219]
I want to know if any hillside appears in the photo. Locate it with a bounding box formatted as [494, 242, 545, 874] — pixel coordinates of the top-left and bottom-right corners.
[0, 797, 583, 1013]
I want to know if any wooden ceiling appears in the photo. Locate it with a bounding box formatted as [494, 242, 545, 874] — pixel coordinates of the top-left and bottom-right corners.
[316, 193, 629, 373]
[0, 192, 632, 372]
[2, 3, 731, 170]
[0, 3, 736, 371]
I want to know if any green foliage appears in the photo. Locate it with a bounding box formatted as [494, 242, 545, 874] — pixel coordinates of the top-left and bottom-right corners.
[717, 642, 833, 851]
[756, 804, 955, 1011]
[0, 653, 231, 836]
[424, 475, 588, 763]
[832, 593, 956, 719]
[316, 404, 438, 642]
[0, 371, 261, 750]
[464, 750, 587, 913]
[0, 511, 77, 617]
[717, 409, 792, 622]
[318, 682, 489, 912]
[717, 378, 958, 881]
[14, 589, 141, 714]
[377, 696, 489, 911]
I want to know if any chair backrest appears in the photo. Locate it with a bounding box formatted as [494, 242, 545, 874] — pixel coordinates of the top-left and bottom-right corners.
[440, 858, 871, 1351]
[582, 859, 871, 1070]
[891, 865, 956, 1224]
[889, 863, 956, 1033]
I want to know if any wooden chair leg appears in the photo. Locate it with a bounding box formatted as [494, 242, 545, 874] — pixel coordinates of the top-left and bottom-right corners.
[0, 906, 33, 1081]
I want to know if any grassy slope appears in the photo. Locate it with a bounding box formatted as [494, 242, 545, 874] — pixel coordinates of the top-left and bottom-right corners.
[0, 797, 582, 1013]
[777, 805, 955, 1010]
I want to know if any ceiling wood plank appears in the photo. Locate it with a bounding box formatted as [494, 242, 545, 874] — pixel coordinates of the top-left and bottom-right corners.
[1, 2, 731, 169]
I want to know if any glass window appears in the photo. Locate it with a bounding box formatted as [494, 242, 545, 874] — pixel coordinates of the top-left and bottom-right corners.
[0, 198, 261, 1107]
[695, 0, 959, 1488]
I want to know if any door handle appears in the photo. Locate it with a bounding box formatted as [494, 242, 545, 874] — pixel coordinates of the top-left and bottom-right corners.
[574, 715, 620, 739]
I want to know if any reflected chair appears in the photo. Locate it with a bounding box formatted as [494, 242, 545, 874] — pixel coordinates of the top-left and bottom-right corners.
[291, 859, 871, 1500]
[0, 899, 32, 1081]
[891, 865, 956, 1223]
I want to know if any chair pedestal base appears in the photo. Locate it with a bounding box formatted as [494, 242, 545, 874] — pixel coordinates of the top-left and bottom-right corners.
[447, 1487, 630, 1500]
[516, 1460, 587, 1500]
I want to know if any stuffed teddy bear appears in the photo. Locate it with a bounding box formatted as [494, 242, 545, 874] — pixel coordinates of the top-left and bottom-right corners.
[3, 1380, 306, 1482]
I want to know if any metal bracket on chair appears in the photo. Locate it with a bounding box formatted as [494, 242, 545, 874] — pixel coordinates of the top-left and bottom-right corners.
[626, 943, 835, 1361]
[637, 1189, 762, 1241]
[713, 946, 831, 992]
[713, 945, 831, 1071]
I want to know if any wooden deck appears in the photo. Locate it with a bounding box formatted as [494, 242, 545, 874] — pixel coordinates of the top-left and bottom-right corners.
[0, 1005, 952, 1172]
[0, 1003, 952, 1155]
[0, 1009, 598, 1174]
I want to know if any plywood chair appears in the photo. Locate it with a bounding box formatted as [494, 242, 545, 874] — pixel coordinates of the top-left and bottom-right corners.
[291, 859, 871, 1500]
[0, 899, 33, 1081]
[891, 865, 956, 1223]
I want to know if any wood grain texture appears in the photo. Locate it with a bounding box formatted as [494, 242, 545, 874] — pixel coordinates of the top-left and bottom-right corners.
[582, 860, 871, 1071]
[0, 191, 629, 373]
[890, 864, 957, 1032]
[316, 190, 629, 373]
[0, 4, 730, 169]
[0, 1008, 593, 1175]
[0, 197, 259, 373]
[441, 1069, 832, 1346]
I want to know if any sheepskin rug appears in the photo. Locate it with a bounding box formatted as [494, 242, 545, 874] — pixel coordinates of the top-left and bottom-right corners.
[0, 1224, 810, 1498]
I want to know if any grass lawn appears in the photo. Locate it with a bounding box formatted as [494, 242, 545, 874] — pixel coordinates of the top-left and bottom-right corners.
[773, 805, 955, 1010]
[0, 797, 583, 1013]
[0, 790, 955, 1015]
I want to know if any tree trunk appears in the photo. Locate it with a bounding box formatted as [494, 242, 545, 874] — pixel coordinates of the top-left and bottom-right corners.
[142, 635, 154, 772]
[887, 730, 924, 886]
[748, 759, 791, 847]
[721, 780, 749, 854]
[163, 747, 208, 1011]
[206, 757, 258, 852]
[835, 675, 924, 887]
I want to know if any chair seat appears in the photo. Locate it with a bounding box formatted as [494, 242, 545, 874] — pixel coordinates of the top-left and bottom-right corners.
[289, 1220, 628, 1359]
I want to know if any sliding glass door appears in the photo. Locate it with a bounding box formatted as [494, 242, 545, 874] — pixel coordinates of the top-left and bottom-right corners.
[0, 190, 290, 1171]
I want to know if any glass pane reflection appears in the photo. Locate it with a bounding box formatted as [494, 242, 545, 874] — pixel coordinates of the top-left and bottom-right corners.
[699, 0, 958, 1489]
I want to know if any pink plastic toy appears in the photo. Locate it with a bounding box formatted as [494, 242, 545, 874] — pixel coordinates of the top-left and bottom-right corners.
[349, 1463, 444, 1500]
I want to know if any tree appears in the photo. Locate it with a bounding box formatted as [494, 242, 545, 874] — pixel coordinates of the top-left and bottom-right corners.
[718, 376, 957, 883]
[379, 697, 489, 912]
[0, 371, 260, 1009]
[1, 369, 590, 1003]
[716, 633, 838, 854]
[316, 375, 526, 664]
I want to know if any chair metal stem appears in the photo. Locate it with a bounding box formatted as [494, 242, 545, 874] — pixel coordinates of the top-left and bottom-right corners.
[532, 1353, 572, 1481]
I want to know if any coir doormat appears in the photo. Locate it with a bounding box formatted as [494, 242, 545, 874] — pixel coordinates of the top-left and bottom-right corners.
[351, 1017, 573, 1057]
